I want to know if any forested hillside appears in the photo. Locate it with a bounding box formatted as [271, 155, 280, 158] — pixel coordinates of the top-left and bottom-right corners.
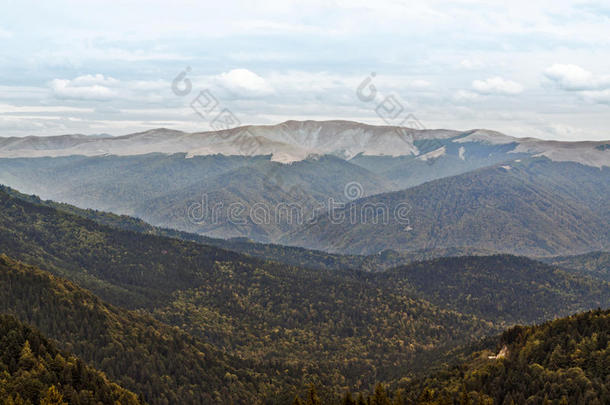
[542, 251, 610, 282]
[0, 314, 141, 405]
[0, 186, 259, 308]
[293, 309, 610, 404]
[2, 184, 496, 272]
[0, 255, 267, 404]
[1, 1, 609, 402]
[1, 186, 608, 402]
[373, 255, 609, 325]
[396, 309, 610, 404]
[284, 159, 610, 256]
[0, 187, 496, 398]
[0, 152, 392, 241]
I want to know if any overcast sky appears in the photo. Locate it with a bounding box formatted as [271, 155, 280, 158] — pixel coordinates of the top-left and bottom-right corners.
[1, 0, 610, 140]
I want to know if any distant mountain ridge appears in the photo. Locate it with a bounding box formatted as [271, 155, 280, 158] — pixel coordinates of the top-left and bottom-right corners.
[283, 158, 610, 256]
[542, 251, 610, 282]
[1, 120, 608, 250]
[1, 120, 608, 167]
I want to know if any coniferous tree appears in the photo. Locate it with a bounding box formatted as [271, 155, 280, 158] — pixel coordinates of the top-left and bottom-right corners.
[40, 386, 67, 405]
[372, 383, 391, 405]
[305, 385, 321, 405]
[342, 391, 356, 405]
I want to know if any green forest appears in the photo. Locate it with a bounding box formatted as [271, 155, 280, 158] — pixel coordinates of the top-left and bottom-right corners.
[0, 314, 141, 405]
[0, 186, 608, 403]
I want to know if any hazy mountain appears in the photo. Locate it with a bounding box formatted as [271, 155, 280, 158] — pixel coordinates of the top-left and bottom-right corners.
[0, 153, 392, 241]
[542, 251, 610, 282]
[0, 121, 452, 162]
[135, 155, 393, 241]
[0, 153, 253, 215]
[1, 184, 499, 272]
[349, 131, 533, 189]
[283, 158, 610, 256]
[1, 121, 608, 169]
[374, 255, 609, 326]
[1, 121, 608, 246]
[1, 153, 608, 258]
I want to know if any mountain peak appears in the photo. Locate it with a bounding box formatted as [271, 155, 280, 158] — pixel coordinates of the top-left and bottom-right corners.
[0, 120, 607, 167]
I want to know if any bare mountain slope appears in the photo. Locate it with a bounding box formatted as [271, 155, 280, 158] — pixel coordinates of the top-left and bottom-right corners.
[1, 121, 608, 168]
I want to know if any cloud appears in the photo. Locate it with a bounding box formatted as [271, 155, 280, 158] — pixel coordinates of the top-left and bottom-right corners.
[70, 74, 119, 87]
[581, 89, 610, 105]
[409, 79, 432, 89]
[0, 104, 94, 114]
[453, 90, 480, 101]
[2, 1, 610, 139]
[215, 69, 274, 97]
[472, 77, 524, 95]
[0, 27, 11, 39]
[51, 74, 119, 100]
[48, 74, 170, 103]
[544, 64, 610, 91]
[459, 59, 485, 70]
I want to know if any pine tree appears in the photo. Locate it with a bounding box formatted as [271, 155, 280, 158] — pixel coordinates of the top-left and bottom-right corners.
[40, 386, 67, 405]
[305, 385, 321, 405]
[392, 389, 404, 405]
[18, 340, 36, 370]
[343, 391, 356, 405]
[459, 384, 470, 405]
[372, 383, 391, 405]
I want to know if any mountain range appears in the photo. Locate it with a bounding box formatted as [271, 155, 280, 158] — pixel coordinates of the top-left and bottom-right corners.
[1, 120, 608, 168]
[1, 119, 609, 401]
[1, 185, 608, 402]
[283, 158, 609, 255]
[0, 120, 608, 255]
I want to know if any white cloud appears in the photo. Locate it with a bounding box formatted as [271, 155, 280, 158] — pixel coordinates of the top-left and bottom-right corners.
[453, 90, 480, 101]
[0, 27, 12, 39]
[48, 74, 170, 103]
[544, 64, 610, 91]
[51, 80, 116, 101]
[0, 104, 93, 114]
[51, 74, 119, 101]
[581, 89, 610, 105]
[127, 80, 169, 91]
[459, 59, 485, 70]
[70, 74, 119, 87]
[215, 69, 274, 97]
[409, 79, 432, 89]
[1, 1, 610, 139]
[472, 77, 524, 95]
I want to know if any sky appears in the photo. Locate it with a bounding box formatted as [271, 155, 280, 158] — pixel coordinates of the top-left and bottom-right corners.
[1, 0, 610, 140]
